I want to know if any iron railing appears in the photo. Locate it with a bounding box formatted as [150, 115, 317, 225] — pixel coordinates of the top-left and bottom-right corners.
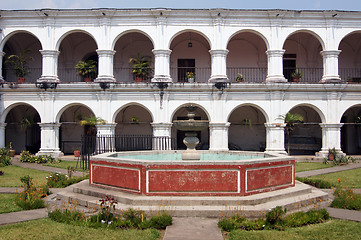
[170, 67, 211, 82]
[3, 68, 42, 83]
[283, 67, 323, 83]
[339, 68, 361, 82]
[80, 134, 175, 170]
[113, 67, 153, 82]
[227, 67, 267, 83]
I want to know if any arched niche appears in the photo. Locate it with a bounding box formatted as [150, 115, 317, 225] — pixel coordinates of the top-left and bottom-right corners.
[170, 31, 211, 83]
[5, 104, 41, 154]
[340, 105, 361, 155]
[338, 32, 361, 82]
[228, 105, 266, 151]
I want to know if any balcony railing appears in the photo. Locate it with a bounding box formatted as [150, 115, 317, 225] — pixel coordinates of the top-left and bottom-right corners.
[3, 68, 41, 83]
[227, 67, 267, 83]
[339, 68, 361, 82]
[283, 67, 323, 83]
[170, 67, 211, 82]
[114, 67, 153, 82]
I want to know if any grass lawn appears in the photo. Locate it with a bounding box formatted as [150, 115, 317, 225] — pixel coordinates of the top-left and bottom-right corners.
[295, 162, 334, 173]
[307, 168, 361, 188]
[43, 160, 88, 172]
[0, 165, 50, 187]
[228, 219, 361, 240]
[0, 194, 22, 214]
[0, 218, 160, 240]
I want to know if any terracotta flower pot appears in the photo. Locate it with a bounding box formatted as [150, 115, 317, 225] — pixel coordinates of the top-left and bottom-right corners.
[9, 150, 15, 157]
[135, 77, 143, 83]
[74, 150, 80, 158]
[18, 77, 25, 83]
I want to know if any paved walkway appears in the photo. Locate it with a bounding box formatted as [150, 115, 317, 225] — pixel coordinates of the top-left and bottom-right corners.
[1, 157, 361, 239]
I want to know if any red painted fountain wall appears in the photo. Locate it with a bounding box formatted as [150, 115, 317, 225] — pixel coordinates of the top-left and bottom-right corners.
[90, 159, 295, 196]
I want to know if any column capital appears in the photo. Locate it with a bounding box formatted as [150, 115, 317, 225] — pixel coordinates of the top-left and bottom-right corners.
[0, 51, 6, 57]
[38, 123, 62, 129]
[264, 123, 286, 128]
[320, 50, 341, 57]
[152, 49, 172, 56]
[319, 123, 344, 129]
[266, 49, 286, 57]
[95, 123, 117, 128]
[39, 50, 60, 56]
[0, 123, 7, 129]
[209, 49, 229, 57]
[209, 122, 231, 128]
[96, 49, 116, 56]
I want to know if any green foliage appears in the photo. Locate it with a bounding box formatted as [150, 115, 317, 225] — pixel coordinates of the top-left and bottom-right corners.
[99, 195, 118, 222]
[5, 49, 33, 77]
[296, 177, 335, 189]
[48, 209, 85, 224]
[0, 148, 12, 167]
[129, 53, 152, 78]
[266, 206, 287, 225]
[331, 183, 361, 211]
[46, 173, 88, 188]
[15, 175, 48, 210]
[219, 208, 330, 232]
[75, 60, 97, 78]
[148, 212, 173, 229]
[0, 194, 23, 214]
[291, 69, 302, 78]
[19, 151, 55, 164]
[79, 115, 106, 126]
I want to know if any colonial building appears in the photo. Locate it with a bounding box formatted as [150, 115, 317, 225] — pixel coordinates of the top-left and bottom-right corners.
[1, 8, 361, 157]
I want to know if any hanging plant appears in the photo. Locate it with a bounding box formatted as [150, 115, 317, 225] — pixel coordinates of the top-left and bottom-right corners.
[79, 116, 106, 126]
[20, 116, 34, 130]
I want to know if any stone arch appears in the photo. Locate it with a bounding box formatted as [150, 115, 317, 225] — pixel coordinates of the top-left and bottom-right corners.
[0, 30, 43, 51]
[170, 103, 211, 123]
[111, 29, 155, 50]
[285, 104, 324, 155]
[226, 30, 269, 83]
[226, 29, 270, 50]
[340, 104, 361, 155]
[227, 104, 268, 151]
[113, 31, 155, 82]
[169, 30, 212, 82]
[168, 29, 212, 50]
[282, 30, 324, 82]
[171, 103, 210, 150]
[4, 103, 41, 154]
[337, 31, 361, 81]
[55, 29, 98, 51]
[57, 103, 96, 154]
[114, 103, 154, 137]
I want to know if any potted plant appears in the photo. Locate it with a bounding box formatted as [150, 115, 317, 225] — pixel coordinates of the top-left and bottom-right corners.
[75, 60, 97, 82]
[236, 73, 245, 82]
[291, 69, 302, 83]
[328, 148, 337, 161]
[129, 53, 152, 82]
[130, 116, 140, 123]
[73, 148, 80, 158]
[9, 142, 15, 157]
[5, 49, 33, 83]
[186, 72, 196, 83]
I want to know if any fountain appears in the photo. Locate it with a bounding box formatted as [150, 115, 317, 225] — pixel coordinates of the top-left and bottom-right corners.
[172, 105, 208, 161]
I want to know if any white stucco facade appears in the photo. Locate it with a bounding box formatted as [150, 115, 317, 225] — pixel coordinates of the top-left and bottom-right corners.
[1, 8, 361, 157]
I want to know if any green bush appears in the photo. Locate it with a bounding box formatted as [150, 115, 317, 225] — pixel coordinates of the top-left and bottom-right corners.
[46, 173, 88, 188]
[331, 186, 361, 210]
[0, 148, 12, 166]
[149, 212, 173, 229]
[20, 151, 55, 164]
[296, 177, 335, 189]
[15, 175, 48, 210]
[218, 208, 330, 232]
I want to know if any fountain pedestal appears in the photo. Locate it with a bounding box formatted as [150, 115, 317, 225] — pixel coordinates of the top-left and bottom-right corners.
[182, 132, 200, 160]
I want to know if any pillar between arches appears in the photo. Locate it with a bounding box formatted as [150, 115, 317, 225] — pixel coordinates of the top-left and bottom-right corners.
[209, 122, 230, 151]
[38, 50, 60, 82]
[151, 123, 173, 150]
[265, 123, 287, 155]
[265, 50, 287, 83]
[151, 49, 172, 82]
[95, 50, 116, 82]
[320, 50, 341, 83]
[319, 123, 344, 157]
[37, 123, 63, 157]
[0, 52, 5, 81]
[0, 123, 7, 148]
[208, 49, 229, 82]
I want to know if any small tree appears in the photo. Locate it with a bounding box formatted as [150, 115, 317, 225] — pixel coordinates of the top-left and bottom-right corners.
[5, 49, 34, 79]
[75, 60, 97, 81]
[129, 53, 152, 81]
[280, 113, 303, 155]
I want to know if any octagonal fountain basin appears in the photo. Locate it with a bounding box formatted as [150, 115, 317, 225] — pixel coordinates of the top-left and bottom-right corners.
[90, 151, 295, 196]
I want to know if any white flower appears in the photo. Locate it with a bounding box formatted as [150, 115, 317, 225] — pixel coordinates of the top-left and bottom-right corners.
[46, 177, 48, 179]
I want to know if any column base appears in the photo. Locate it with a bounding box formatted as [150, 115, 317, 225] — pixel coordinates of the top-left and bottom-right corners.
[208, 76, 229, 83]
[95, 76, 116, 82]
[265, 76, 287, 83]
[265, 149, 288, 155]
[320, 76, 341, 83]
[37, 149, 64, 158]
[151, 75, 172, 83]
[318, 149, 345, 158]
[37, 76, 60, 82]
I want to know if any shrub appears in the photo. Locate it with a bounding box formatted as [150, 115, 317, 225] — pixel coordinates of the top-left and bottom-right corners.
[46, 173, 88, 188]
[296, 177, 335, 189]
[20, 151, 55, 164]
[218, 215, 246, 232]
[266, 206, 286, 225]
[99, 195, 118, 222]
[285, 209, 330, 227]
[0, 147, 12, 166]
[148, 212, 173, 229]
[15, 175, 48, 210]
[331, 183, 361, 210]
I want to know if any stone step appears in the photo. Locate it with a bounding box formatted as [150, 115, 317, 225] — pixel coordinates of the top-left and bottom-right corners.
[71, 180, 313, 207]
[50, 180, 330, 218]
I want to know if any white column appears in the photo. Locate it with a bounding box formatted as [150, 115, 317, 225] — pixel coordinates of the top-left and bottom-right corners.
[265, 123, 287, 154]
[321, 50, 341, 83]
[95, 50, 116, 82]
[319, 123, 344, 157]
[0, 123, 7, 148]
[37, 123, 63, 157]
[38, 50, 60, 82]
[209, 122, 230, 151]
[151, 49, 172, 82]
[0, 51, 5, 81]
[266, 50, 287, 83]
[151, 123, 173, 150]
[96, 123, 117, 152]
[209, 49, 229, 82]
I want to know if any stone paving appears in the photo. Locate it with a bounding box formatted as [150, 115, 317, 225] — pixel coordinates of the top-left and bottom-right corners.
[0, 155, 361, 239]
